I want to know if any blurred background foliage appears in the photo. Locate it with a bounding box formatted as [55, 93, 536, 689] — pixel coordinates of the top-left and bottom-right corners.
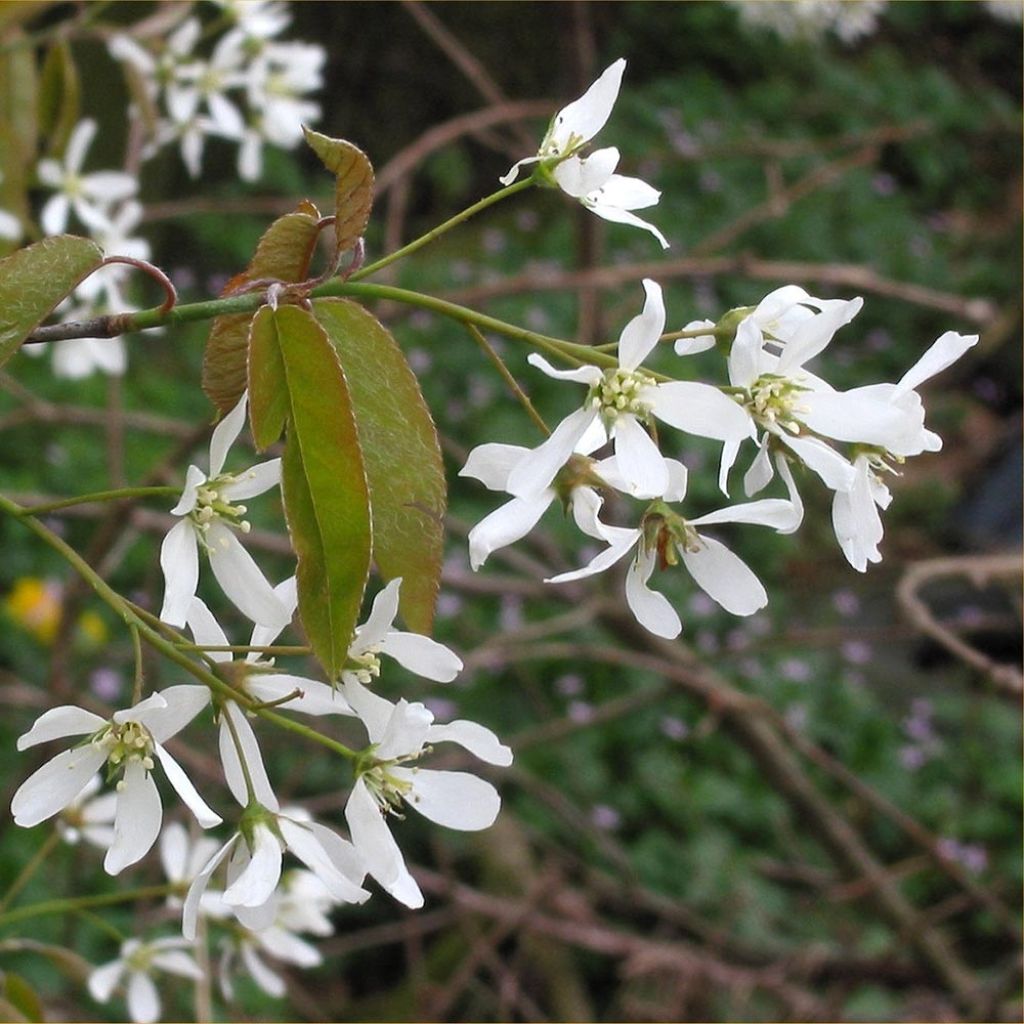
[0, 2, 1020, 1021]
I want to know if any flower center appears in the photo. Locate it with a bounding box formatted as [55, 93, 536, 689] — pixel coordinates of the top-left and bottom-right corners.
[360, 759, 420, 817]
[189, 473, 251, 549]
[95, 720, 156, 782]
[743, 374, 808, 433]
[346, 649, 381, 685]
[591, 367, 655, 424]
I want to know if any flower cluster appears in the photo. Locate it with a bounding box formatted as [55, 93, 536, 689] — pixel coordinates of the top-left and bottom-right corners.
[462, 279, 976, 639]
[12, 396, 512, 1020]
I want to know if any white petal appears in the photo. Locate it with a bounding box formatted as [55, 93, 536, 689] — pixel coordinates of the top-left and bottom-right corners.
[552, 147, 618, 198]
[127, 970, 161, 1024]
[183, 836, 236, 940]
[690, 497, 797, 530]
[570, 485, 611, 540]
[801, 387, 911, 446]
[241, 944, 286, 997]
[727, 316, 765, 388]
[776, 297, 862, 373]
[674, 319, 716, 357]
[525, 352, 603, 385]
[374, 699, 433, 762]
[592, 172, 661, 211]
[247, 673, 354, 717]
[586, 200, 669, 248]
[897, 331, 978, 394]
[625, 546, 681, 639]
[137, 685, 210, 742]
[340, 678, 394, 742]
[718, 439, 741, 497]
[159, 821, 189, 883]
[223, 822, 281, 907]
[206, 522, 291, 629]
[219, 459, 281, 500]
[209, 392, 248, 477]
[506, 407, 600, 498]
[617, 278, 665, 371]
[185, 596, 231, 664]
[681, 536, 768, 616]
[217, 704, 279, 811]
[545, 526, 640, 584]
[549, 58, 625, 150]
[649, 382, 754, 442]
[149, 949, 203, 980]
[778, 433, 855, 492]
[468, 493, 551, 569]
[351, 577, 401, 653]
[459, 443, 529, 490]
[345, 777, 423, 907]
[498, 155, 539, 186]
[774, 454, 805, 536]
[397, 768, 500, 831]
[170, 465, 206, 516]
[81, 171, 138, 204]
[612, 414, 668, 497]
[105, 761, 162, 874]
[159, 520, 200, 627]
[278, 817, 369, 903]
[154, 741, 223, 827]
[208, 91, 245, 138]
[248, 576, 298, 653]
[65, 118, 96, 172]
[12, 745, 107, 827]
[40, 193, 70, 236]
[743, 434, 774, 496]
[88, 959, 126, 1002]
[307, 821, 367, 890]
[379, 631, 463, 682]
[428, 720, 513, 766]
[255, 926, 322, 967]
[17, 706, 105, 750]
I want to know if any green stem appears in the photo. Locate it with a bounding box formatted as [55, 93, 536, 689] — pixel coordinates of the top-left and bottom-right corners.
[350, 178, 534, 281]
[176, 642, 311, 657]
[0, 885, 180, 930]
[13, 487, 180, 516]
[130, 623, 144, 705]
[0, 832, 60, 915]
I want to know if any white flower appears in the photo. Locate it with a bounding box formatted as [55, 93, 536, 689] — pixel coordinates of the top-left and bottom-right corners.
[501, 58, 626, 185]
[12, 688, 219, 875]
[506, 279, 755, 502]
[159, 391, 290, 630]
[460, 442, 617, 569]
[342, 683, 512, 909]
[217, 868, 333, 1002]
[343, 577, 464, 686]
[167, 31, 247, 139]
[827, 330, 977, 571]
[88, 937, 203, 1024]
[552, 147, 668, 248]
[0, 195, 21, 241]
[547, 459, 797, 638]
[182, 807, 369, 940]
[212, 0, 293, 40]
[246, 42, 324, 148]
[56, 775, 117, 850]
[37, 119, 138, 236]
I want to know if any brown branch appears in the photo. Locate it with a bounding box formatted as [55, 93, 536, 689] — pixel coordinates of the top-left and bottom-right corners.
[898, 553, 1023, 698]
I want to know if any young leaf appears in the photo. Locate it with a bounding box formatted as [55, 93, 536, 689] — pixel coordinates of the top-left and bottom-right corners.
[302, 128, 374, 257]
[0, 235, 104, 369]
[38, 41, 79, 156]
[201, 201, 322, 416]
[247, 304, 289, 450]
[313, 298, 446, 633]
[274, 305, 372, 677]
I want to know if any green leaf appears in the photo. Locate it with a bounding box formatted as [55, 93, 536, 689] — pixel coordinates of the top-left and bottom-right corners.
[201, 201, 322, 416]
[302, 128, 374, 256]
[38, 41, 79, 156]
[2, 973, 42, 1023]
[313, 298, 445, 633]
[274, 305, 372, 677]
[247, 304, 289, 450]
[0, 41, 37, 252]
[0, 235, 104, 369]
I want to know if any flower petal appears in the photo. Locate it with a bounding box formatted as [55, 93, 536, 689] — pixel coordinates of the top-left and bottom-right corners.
[220, 459, 281, 500]
[88, 959, 126, 1002]
[545, 526, 640, 584]
[248, 576, 298, 654]
[549, 58, 625, 150]
[17, 705, 105, 750]
[459, 443, 529, 490]
[586, 200, 669, 248]
[468, 493, 551, 569]
[127, 970, 161, 1024]
[159, 520, 199, 627]
[154, 741, 223, 828]
[612, 413, 668, 497]
[897, 331, 978, 394]
[617, 278, 665, 372]
[498, 155, 539, 187]
[241, 944, 286, 997]
[593, 172, 661, 212]
[397, 767, 501, 831]
[209, 392, 248, 477]
[340, 678, 394, 743]
[12, 744, 107, 827]
[278, 817, 370, 903]
[375, 699, 433, 762]
[625, 546, 681, 639]
[183, 836, 236, 940]
[727, 316, 764, 388]
[777, 433, 855, 492]
[681, 535, 768, 616]
[247, 674, 354, 717]
[506, 406, 600, 498]
[552, 147, 618, 198]
[526, 352, 603, 385]
[206, 522, 291, 629]
[185, 596, 231, 665]
[137, 685, 210, 742]
[217, 704, 278, 812]
[170, 465, 206, 515]
[351, 577, 401, 653]
[648, 382, 754, 442]
[223, 822, 281, 908]
[428, 720, 513, 766]
[105, 760, 162, 875]
[379, 631, 463, 682]
[689, 497, 797, 531]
